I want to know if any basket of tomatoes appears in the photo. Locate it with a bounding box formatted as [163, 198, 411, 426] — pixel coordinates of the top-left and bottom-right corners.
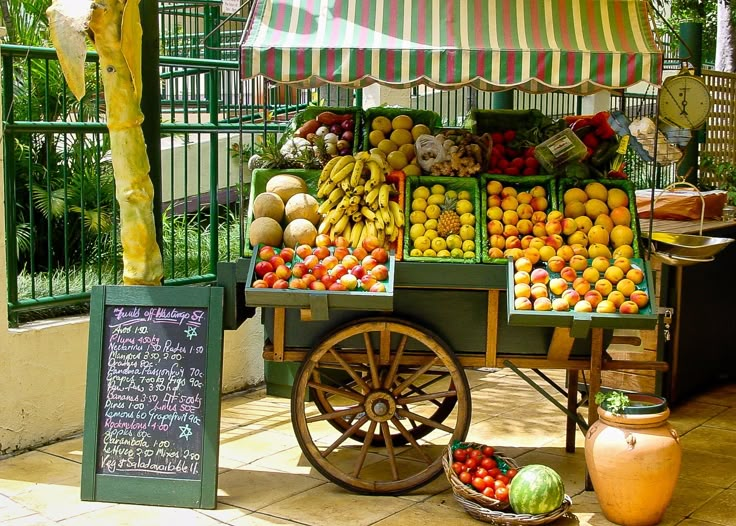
[442, 441, 520, 511]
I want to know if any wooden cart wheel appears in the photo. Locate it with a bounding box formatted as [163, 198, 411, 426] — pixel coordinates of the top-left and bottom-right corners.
[291, 317, 471, 495]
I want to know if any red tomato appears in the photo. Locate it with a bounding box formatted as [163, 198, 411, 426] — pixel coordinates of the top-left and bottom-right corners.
[481, 445, 495, 457]
[459, 471, 472, 484]
[491, 132, 504, 145]
[482, 486, 496, 498]
[475, 468, 488, 479]
[481, 457, 497, 470]
[453, 448, 468, 462]
[488, 467, 502, 478]
[452, 461, 464, 475]
[495, 486, 510, 501]
[524, 157, 539, 170]
[496, 474, 510, 485]
[494, 479, 507, 490]
[472, 477, 487, 492]
[511, 157, 525, 169]
[464, 458, 478, 470]
[469, 448, 482, 459]
[503, 130, 516, 142]
[505, 468, 518, 480]
[483, 475, 495, 486]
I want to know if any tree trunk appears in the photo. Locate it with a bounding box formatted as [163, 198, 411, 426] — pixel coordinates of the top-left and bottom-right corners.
[716, 1, 736, 71]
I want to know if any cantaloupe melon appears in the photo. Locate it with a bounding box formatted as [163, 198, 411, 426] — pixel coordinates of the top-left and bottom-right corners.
[283, 219, 317, 247]
[266, 174, 308, 203]
[249, 216, 283, 248]
[253, 192, 285, 222]
[285, 193, 320, 225]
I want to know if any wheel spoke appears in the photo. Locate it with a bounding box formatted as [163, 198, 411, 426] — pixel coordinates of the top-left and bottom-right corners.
[396, 407, 454, 434]
[391, 416, 433, 463]
[323, 413, 370, 457]
[380, 421, 400, 481]
[328, 347, 371, 392]
[308, 380, 364, 403]
[353, 420, 378, 477]
[392, 358, 439, 396]
[379, 327, 392, 365]
[396, 389, 457, 405]
[382, 334, 408, 389]
[307, 405, 364, 423]
[363, 333, 380, 389]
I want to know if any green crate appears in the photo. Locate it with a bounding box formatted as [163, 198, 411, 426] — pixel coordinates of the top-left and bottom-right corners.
[362, 107, 442, 151]
[243, 169, 322, 257]
[506, 258, 658, 335]
[403, 176, 482, 263]
[480, 174, 558, 264]
[557, 178, 641, 258]
[282, 106, 364, 155]
[467, 109, 549, 135]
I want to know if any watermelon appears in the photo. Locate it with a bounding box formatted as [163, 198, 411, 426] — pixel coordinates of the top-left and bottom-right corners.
[509, 464, 565, 515]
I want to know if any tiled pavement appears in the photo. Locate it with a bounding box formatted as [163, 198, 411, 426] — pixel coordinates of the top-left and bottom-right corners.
[2, 368, 736, 525]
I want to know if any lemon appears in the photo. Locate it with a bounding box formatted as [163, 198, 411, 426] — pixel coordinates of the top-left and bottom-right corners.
[423, 248, 437, 257]
[427, 194, 446, 206]
[460, 213, 475, 226]
[450, 247, 464, 258]
[460, 224, 475, 241]
[425, 204, 441, 219]
[390, 128, 414, 147]
[457, 190, 472, 201]
[398, 143, 416, 161]
[410, 248, 423, 257]
[463, 251, 476, 259]
[409, 210, 427, 224]
[431, 237, 447, 252]
[437, 249, 451, 258]
[462, 239, 475, 252]
[411, 123, 431, 140]
[445, 190, 458, 200]
[409, 223, 426, 240]
[425, 229, 438, 240]
[411, 198, 427, 212]
[412, 186, 430, 200]
[424, 218, 438, 230]
[392, 114, 414, 130]
[372, 116, 392, 134]
[413, 235, 431, 252]
[446, 234, 463, 250]
[404, 164, 422, 176]
[377, 139, 398, 154]
[431, 184, 446, 194]
[387, 150, 408, 170]
[456, 199, 473, 215]
[368, 130, 385, 147]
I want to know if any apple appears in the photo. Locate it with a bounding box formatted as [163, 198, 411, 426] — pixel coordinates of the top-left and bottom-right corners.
[303, 254, 320, 269]
[561, 288, 580, 307]
[251, 279, 269, 288]
[329, 282, 347, 291]
[269, 255, 285, 269]
[321, 255, 339, 270]
[291, 262, 309, 279]
[559, 266, 578, 283]
[596, 299, 617, 313]
[295, 244, 313, 259]
[262, 271, 278, 288]
[289, 278, 307, 289]
[279, 247, 295, 263]
[334, 246, 350, 261]
[350, 264, 366, 279]
[321, 274, 337, 288]
[334, 236, 350, 248]
[594, 278, 613, 297]
[340, 273, 359, 290]
[626, 267, 645, 284]
[371, 247, 389, 264]
[309, 281, 327, 290]
[254, 260, 274, 278]
[313, 246, 331, 260]
[360, 274, 378, 290]
[362, 234, 381, 252]
[302, 274, 317, 286]
[514, 297, 533, 310]
[341, 254, 360, 269]
[569, 254, 588, 272]
[258, 245, 276, 261]
[619, 300, 640, 314]
[584, 290, 603, 308]
[531, 268, 550, 284]
[629, 290, 650, 308]
[514, 257, 533, 273]
[311, 263, 328, 279]
[514, 283, 532, 299]
[369, 282, 387, 293]
[315, 234, 332, 247]
[572, 277, 591, 295]
[533, 297, 553, 311]
[514, 271, 531, 285]
[546, 256, 566, 273]
[549, 277, 568, 296]
[272, 279, 289, 289]
[361, 255, 379, 271]
[331, 264, 348, 279]
[574, 300, 593, 312]
[352, 247, 368, 261]
[274, 264, 292, 280]
[370, 264, 389, 281]
[530, 283, 549, 300]
[552, 298, 570, 312]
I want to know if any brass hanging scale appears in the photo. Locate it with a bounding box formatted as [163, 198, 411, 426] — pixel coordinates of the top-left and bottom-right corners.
[658, 68, 711, 130]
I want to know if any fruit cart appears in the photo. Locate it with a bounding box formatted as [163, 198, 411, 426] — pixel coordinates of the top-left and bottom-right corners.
[222, 0, 670, 496]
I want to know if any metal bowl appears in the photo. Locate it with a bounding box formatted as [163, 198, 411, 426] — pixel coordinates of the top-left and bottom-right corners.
[643, 232, 734, 259]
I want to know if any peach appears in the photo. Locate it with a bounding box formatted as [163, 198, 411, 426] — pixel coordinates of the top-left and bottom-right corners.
[341, 254, 360, 269]
[594, 278, 613, 297]
[315, 233, 332, 247]
[361, 255, 379, 271]
[503, 224, 520, 238]
[295, 244, 313, 259]
[514, 297, 533, 310]
[290, 262, 309, 279]
[331, 264, 348, 279]
[517, 191, 533, 204]
[531, 211, 548, 223]
[546, 234, 564, 250]
[362, 235, 381, 252]
[514, 283, 532, 299]
[626, 267, 645, 285]
[619, 300, 640, 314]
[547, 210, 564, 222]
[262, 272, 278, 288]
[279, 247, 295, 263]
[321, 255, 339, 270]
[505, 236, 522, 250]
[289, 278, 308, 289]
[515, 257, 533, 273]
[517, 203, 534, 219]
[532, 222, 548, 238]
[360, 274, 378, 290]
[274, 264, 292, 280]
[574, 300, 593, 312]
[573, 277, 591, 295]
[311, 264, 328, 279]
[501, 186, 518, 198]
[582, 266, 600, 284]
[369, 282, 387, 293]
[569, 254, 588, 271]
[604, 265, 625, 285]
[320, 274, 337, 288]
[561, 218, 578, 236]
[629, 290, 650, 308]
[533, 297, 553, 311]
[530, 185, 547, 198]
[549, 277, 569, 295]
[616, 278, 637, 297]
[269, 255, 286, 269]
[530, 196, 548, 211]
[613, 257, 632, 274]
[538, 245, 557, 262]
[339, 273, 359, 290]
[313, 246, 331, 260]
[254, 260, 274, 278]
[607, 290, 626, 308]
[517, 220, 534, 236]
[545, 220, 563, 236]
[303, 254, 320, 269]
[334, 236, 350, 248]
[488, 247, 505, 259]
[370, 264, 389, 281]
[559, 266, 578, 283]
[562, 288, 581, 307]
[490, 234, 506, 249]
[531, 268, 550, 284]
[521, 235, 535, 250]
[524, 247, 541, 265]
[352, 247, 368, 261]
[546, 255, 566, 273]
[501, 196, 519, 211]
[505, 248, 524, 261]
[503, 209, 520, 226]
[329, 282, 347, 291]
[334, 246, 350, 260]
[486, 180, 503, 195]
[302, 274, 317, 286]
[596, 300, 617, 313]
[309, 280, 327, 290]
[487, 194, 502, 208]
[584, 290, 603, 308]
[530, 283, 549, 300]
[258, 245, 277, 261]
[272, 278, 289, 289]
[571, 244, 589, 258]
[349, 265, 366, 279]
[591, 256, 611, 273]
[552, 298, 570, 312]
[567, 230, 589, 248]
[251, 279, 269, 288]
[556, 245, 574, 262]
[514, 271, 531, 285]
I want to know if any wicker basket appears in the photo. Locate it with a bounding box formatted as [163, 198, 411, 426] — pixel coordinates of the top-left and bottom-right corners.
[454, 494, 574, 526]
[442, 443, 519, 511]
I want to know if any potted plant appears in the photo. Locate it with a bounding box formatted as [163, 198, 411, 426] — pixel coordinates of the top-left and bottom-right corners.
[700, 155, 736, 219]
[585, 391, 682, 526]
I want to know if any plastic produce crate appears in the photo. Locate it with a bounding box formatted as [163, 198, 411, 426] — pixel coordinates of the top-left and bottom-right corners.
[282, 106, 364, 156]
[362, 107, 442, 151]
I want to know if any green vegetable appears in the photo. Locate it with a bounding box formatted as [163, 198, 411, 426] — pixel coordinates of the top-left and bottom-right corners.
[590, 140, 620, 168]
[595, 390, 631, 415]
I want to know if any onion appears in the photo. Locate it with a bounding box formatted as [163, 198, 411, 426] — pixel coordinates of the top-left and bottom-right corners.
[315, 126, 330, 137]
[342, 119, 354, 131]
[341, 130, 354, 142]
[330, 123, 344, 135]
[323, 133, 339, 144]
[325, 142, 338, 155]
[339, 148, 352, 156]
[336, 139, 350, 151]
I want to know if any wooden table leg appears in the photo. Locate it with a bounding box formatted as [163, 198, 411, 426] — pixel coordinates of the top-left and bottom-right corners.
[585, 327, 605, 490]
[566, 370, 578, 453]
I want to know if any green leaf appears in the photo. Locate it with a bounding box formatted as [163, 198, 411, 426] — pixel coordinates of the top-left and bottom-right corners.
[595, 390, 631, 416]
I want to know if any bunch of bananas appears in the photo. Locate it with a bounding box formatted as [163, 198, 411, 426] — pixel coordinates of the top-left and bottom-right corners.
[316, 152, 404, 249]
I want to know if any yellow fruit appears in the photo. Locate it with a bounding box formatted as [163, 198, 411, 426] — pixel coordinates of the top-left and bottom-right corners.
[595, 214, 615, 233]
[437, 249, 451, 258]
[539, 245, 556, 261]
[588, 243, 612, 259]
[575, 216, 594, 233]
[585, 181, 609, 202]
[410, 210, 428, 224]
[370, 147, 387, 159]
[392, 114, 414, 130]
[423, 248, 437, 257]
[487, 206, 503, 221]
[411, 198, 427, 211]
[377, 139, 398, 154]
[613, 245, 634, 258]
[411, 124, 431, 140]
[403, 164, 421, 176]
[425, 204, 441, 219]
[610, 206, 632, 227]
[390, 128, 413, 146]
[585, 198, 610, 220]
[588, 225, 610, 245]
[371, 116, 392, 134]
[409, 223, 426, 240]
[517, 192, 533, 204]
[445, 190, 458, 200]
[450, 247, 464, 258]
[387, 150, 409, 170]
[457, 190, 472, 201]
[431, 237, 447, 252]
[564, 201, 586, 219]
[425, 229, 438, 240]
[424, 218, 439, 231]
[463, 251, 476, 259]
[413, 235, 431, 251]
[412, 186, 430, 200]
[460, 212, 475, 225]
[456, 199, 474, 215]
[428, 194, 446, 206]
[610, 225, 634, 248]
[368, 130, 385, 147]
[446, 234, 463, 250]
[410, 248, 423, 257]
[568, 230, 589, 247]
[431, 184, 446, 194]
[462, 239, 475, 252]
[607, 187, 629, 209]
[398, 143, 416, 161]
[460, 224, 475, 241]
[564, 187, 589, 204]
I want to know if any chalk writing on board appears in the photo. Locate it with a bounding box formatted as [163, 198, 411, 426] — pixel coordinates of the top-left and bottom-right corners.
[97, 305, 209, 480]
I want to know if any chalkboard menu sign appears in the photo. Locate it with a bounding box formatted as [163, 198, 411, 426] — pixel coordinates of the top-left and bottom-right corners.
[81, 285, 224, 509]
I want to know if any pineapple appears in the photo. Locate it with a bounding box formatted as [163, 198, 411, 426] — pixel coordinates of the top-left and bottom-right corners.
[438, 195, 461, 237]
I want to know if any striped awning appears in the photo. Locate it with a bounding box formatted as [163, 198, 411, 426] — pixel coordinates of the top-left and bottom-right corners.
[240, 0, 664, 94]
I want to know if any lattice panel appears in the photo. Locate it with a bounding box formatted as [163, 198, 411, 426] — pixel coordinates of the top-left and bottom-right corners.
[701, 70, 736, 186]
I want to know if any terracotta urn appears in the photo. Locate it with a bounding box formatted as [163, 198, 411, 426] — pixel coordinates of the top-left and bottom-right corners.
[585, 393, 681, 526]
